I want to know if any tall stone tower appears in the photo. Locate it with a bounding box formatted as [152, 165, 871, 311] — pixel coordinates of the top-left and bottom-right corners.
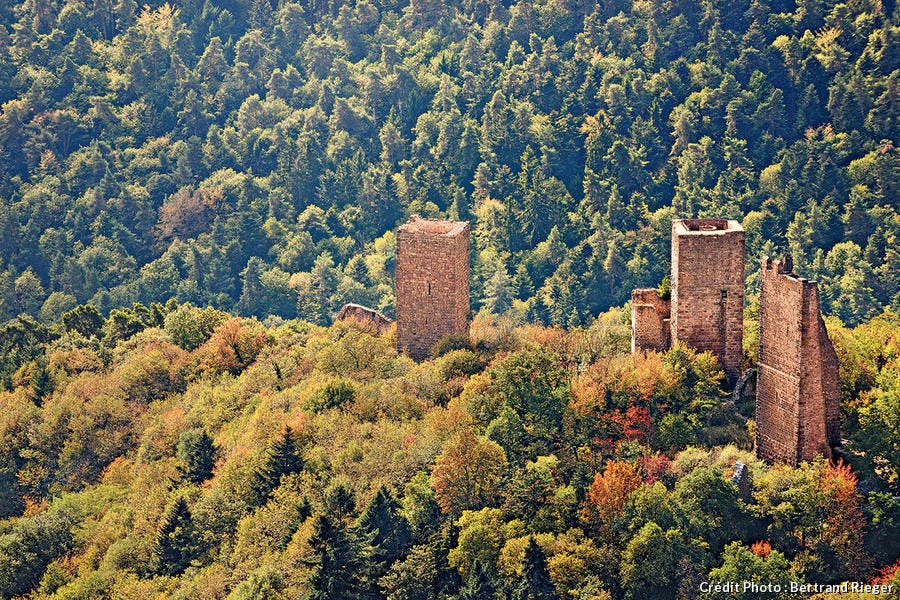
[756, 255, 840, 465]
[396, 216, 470, 360]
[670, 219, 745, 381]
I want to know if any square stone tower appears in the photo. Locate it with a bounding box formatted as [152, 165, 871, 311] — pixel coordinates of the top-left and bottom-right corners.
[396, 216, 470, 360]
[756, 255, 840, 465]
[670, 219, 745, 381]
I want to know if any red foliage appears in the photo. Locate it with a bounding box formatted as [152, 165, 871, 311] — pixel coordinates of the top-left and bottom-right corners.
[638, 454, 671, 484]
[872, 559, 900, 585]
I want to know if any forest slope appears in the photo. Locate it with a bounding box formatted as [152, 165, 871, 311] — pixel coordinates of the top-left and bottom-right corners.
[0, 305, 899, 598]
[0, 0, 897, 337]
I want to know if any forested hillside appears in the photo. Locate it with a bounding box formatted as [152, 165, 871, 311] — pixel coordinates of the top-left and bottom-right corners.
[1, 306, 899, 598]
[0, 0, 897, 331]
[1, 0, 899, 598]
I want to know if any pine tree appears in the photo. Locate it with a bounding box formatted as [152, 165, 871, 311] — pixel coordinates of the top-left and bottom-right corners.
[151, 497, 194, 576]
[177, 429, 217, 484]
[306, 514, 366, 600]
[356, 486, 412, 593]
[249, 427, 302, 506]
[458, 559, 497, 600]
[515, 538, 558, 600]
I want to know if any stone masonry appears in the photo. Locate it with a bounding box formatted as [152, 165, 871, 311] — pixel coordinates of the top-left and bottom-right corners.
[631, 288, 670, 353]
[336, 303, 394, 334]
[631, 219, 745, 382]
[396, 216, 470, 360]
[756, 255, 840, 465]
[670, 219, 745, 381]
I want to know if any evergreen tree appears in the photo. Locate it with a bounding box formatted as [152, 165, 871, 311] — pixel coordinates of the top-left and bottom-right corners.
[249, 427, 302, 506]
[177, 429, 217, 484]
[61, 304, 104, 338]
[29, 362, 52, 405]
[515, 538, 559, 600]
[306, 514, 366, 600]
[151, 497, 194, 576]
[458, 559, 498, 600]
[356, 486, 412, 593]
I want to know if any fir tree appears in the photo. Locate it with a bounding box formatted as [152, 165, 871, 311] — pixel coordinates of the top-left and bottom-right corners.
[177, 429, 217, 484]
[249, 427, 302, 506]
[151, 497, 194, 576]
[306, 514, 366, 600]
[515, 538, 559, 600]
[356, 486, 412, 593]
[458, 559, 497, 600]
[325, 481, 357, 522]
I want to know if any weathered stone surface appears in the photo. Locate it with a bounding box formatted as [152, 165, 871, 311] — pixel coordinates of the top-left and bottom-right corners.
[755, 255, 841, 465]
[336, 303, 394, 334]
[631, 288, 671, 352]
[396, 216, 470, 360]
[670, 219, 745, 382]
[731, 461, 752, 502]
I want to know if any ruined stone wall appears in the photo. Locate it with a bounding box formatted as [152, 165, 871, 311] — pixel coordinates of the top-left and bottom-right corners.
[670, 219, 745, 381]
[756, 256, 840, 465]
[396, 217, 470, 360]
[336, 303, 394, 334]
[631, 289, 671, 353]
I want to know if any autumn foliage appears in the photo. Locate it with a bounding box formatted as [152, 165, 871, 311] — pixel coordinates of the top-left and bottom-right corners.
[431, 430, 507, 517]
[581, 460, 643, 531]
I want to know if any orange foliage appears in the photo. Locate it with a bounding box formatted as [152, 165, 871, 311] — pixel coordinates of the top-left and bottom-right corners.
[22, 496, 48, 517]
[581, 460, 643, 529]
[570, 352, 676, 415]
[750, 541, 772, 557]
[198, 318, 268, 374]
[822, 460, 871, 576]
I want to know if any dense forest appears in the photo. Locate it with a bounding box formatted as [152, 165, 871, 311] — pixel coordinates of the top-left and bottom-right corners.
[0, 0, 897, 332]
[1, 0, 899, 597]
[1, 304, 899, 598]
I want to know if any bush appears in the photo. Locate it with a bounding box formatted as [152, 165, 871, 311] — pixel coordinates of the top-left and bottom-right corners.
[430, 333, 472, 358]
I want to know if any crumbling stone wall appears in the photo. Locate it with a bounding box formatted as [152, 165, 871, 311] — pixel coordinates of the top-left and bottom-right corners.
[336, 303, 394, 334]
[396, 216, 470, 359]
[670, 219, 745, 381]
[756, 255, 840, 465]
[631, 289, 671, 353]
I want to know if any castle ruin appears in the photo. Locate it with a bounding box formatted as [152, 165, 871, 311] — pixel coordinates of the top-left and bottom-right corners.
[631, 218, 745, 381]
[396, 216, 470, 359]
[336, 303, 394, 334]
[755, 255, 840, 465]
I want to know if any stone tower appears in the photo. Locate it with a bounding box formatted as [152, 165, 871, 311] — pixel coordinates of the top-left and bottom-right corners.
[631, 288, 670, 353]
[670, 219, 745, 381]
[396, 216, 470, 360]
[756, 255, 840, 465]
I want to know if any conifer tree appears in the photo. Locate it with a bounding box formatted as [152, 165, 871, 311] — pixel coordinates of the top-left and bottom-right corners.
[177, 429, 217, 484]
[458, 559, 497, 600]
[306, 514, 366, 600]
[515, 538, 558, 600]
[151, 497, 194, 576]
[249, 427, 302, 506]
[356, 486, 412, 593]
